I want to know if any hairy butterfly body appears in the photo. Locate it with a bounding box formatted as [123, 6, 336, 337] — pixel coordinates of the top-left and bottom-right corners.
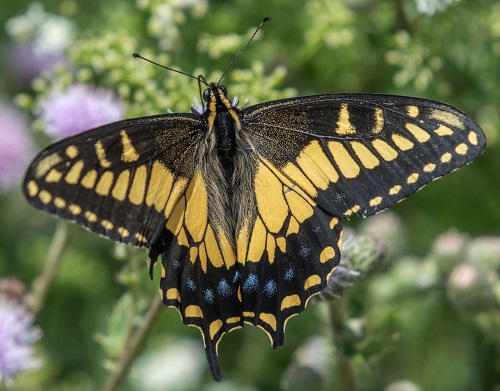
[23, 24, 486, 382]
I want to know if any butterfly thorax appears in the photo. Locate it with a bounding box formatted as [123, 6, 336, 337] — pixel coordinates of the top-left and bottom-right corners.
[198, 84, 258, 247]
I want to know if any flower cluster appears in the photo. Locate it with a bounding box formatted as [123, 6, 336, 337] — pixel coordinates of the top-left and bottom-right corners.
[0, 102, 35, 193]
[39, 84, 124, 139]
[0, 296, 41, 384]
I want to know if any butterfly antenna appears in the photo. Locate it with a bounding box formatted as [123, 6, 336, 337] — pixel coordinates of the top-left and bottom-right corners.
[132, 53, 208, 86]
[217, 16, 271, 86]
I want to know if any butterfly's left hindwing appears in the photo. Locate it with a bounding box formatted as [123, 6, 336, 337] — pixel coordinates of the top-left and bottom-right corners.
[236, 157, 342, 346]
[23, 113, 205, 247]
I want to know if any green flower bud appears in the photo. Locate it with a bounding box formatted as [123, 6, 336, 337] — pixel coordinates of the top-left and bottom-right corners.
[447, 263, 498, 312]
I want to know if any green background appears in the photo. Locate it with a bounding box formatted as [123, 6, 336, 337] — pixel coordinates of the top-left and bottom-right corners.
[1, 0, 499, 390]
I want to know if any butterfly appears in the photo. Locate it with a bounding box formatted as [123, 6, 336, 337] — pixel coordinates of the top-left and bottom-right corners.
[23, 18, 486, 381]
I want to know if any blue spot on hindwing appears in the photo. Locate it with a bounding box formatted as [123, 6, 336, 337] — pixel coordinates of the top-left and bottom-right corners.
[284, 267, 295, 281]
[204, 289, 215, 304]
[264, 279, 278, 297]
[186, 278, 196, 291]
[232, 270, 240, 284]
[243, 273, 259, 293]
[299, 245, 311, 259]
[217, 279, 232, 298]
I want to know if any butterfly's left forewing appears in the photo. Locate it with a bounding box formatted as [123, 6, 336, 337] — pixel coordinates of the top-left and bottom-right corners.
[23, 113, 204, 247]
[242, 93, 486, 219]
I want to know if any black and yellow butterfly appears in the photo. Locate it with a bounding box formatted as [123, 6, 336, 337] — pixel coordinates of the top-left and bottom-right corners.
[23, 22, 486, 381]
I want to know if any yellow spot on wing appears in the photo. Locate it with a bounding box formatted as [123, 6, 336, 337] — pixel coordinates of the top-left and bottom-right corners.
[95, 140, 112, 168]
[282, 163, 318, 198]
[406, 123, 431, 143]
[209, 320, 223, 339]
[304, 274, 321, 290]
[45, 168, 63, 183]
[95, 171, 114, 196]
[118, 227, 130, 237]
[369, 196, 383, 206]
[68, 204, 81, 215]
[330, 217, 339, 229]
[407, 106, 419, 117]
[468, 131, 478, 145]
[350, 141, 380, 169]
[120, 130, 140, 162]
[284, 190, 314, 223]
[335, 103, 356, 135]
[184, 170, 208, 243]
[166, 195, 186, 236]
[112, 170, 130, 201]
[54, 197, 66, 208]
[423, 163, 436, 172]
[65, 160, 85, 184]
[296, 141, 338, 188]
[85, 211, 97, 223]
[328, 141, 360, 178]
[266, 233, 276, 264]
[407, 173, 419, 184]
[276, 237, 286, 252]
[430, 109, 464, 130]
[135, 232, 148, 243]
[255, 163, 288, 233]
[391, 134, 414, 151]
[389, 185, 401, 195]
[320, 246, 336, 263]
[164, 177, 189, 218]
[185, 305, 203, 318]
[146, 161, 173, 212]
[39, 190, 52, 204]
[286, 216, 300, 236]
[247, 217, 266, 262]
[101, 220, 113, 230]
[455, 143, 468, 155]
[81, 170, 98, 189]
[129, 165, 147, 205]
[35, 153, 62, 178]
[372, 139, 398, 161]
[27, 181, 38, 197]
[373, 107, 384, 134]
[259, 313, 277, 331]
[65, 145, 78, 159]
[166, 288, 180, 301]
[434, 125, 454, 136]
[281, 295, 301, 310]
[441, 152, 452, 163]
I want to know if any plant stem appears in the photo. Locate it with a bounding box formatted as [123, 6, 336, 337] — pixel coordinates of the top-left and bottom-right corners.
[101, 294, 163, 391]
[329, 298, 356, 391]
[25, 221, 70, 314]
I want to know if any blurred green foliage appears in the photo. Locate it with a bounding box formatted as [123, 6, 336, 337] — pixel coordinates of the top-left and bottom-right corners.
[1, 0, 499, 390]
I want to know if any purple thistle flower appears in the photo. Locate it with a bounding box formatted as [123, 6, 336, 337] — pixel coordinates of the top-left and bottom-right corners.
[40, 84, 124, 139]
[6, 42, 67, 85]
[0, 299, 41, 384]
[0, 102, 35, 193]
